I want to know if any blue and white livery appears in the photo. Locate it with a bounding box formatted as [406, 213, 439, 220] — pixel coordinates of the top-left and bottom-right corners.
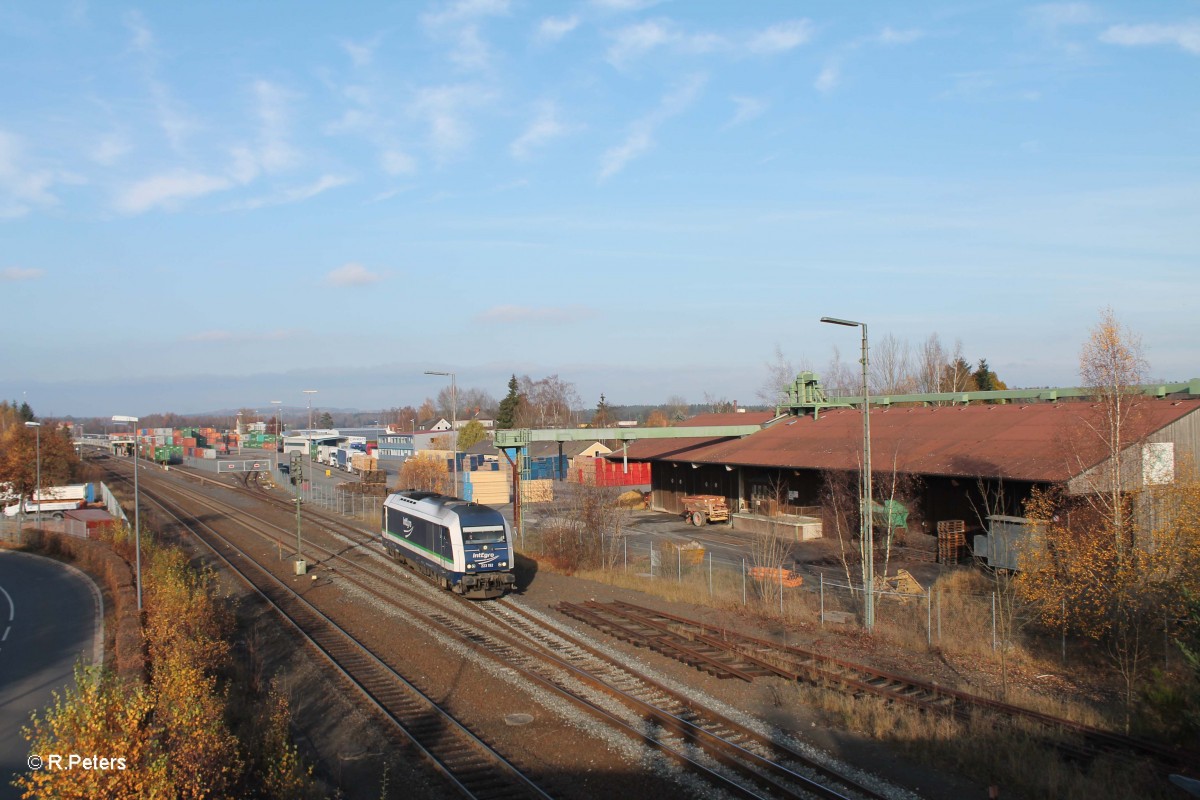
[381, 490, 517, 599]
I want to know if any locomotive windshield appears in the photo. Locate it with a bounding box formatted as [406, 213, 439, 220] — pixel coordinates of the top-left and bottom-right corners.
[462, 526, 506, 544]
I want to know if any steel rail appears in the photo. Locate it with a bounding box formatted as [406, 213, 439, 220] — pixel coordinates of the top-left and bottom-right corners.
[580, 600, 1197, 773]
[105, 458, 885, 800]
[103, 461, 551, 800]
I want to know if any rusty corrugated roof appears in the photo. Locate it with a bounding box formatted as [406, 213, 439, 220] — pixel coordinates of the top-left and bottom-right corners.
[622, 400, 1200, 483]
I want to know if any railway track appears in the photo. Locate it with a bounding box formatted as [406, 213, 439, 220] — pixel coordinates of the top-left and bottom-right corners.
[111, 457, 1197, 781]
[104, 460, 552, 800]
[104, 459, 899, 800]
[557, 600, 1196, 773]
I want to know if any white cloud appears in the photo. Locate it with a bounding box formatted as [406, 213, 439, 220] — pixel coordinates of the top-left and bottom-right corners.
[183, 329, 296, 344]
[326, 262, 383, 287]
[607, 18, 811, 66]
[724, 96, 767, 129]
[422, 0, 511, 71]
[341, 34, 383, 67]
[590, 0, 661, 11]
[0, 130, 69, 218]
[1028, 3, 1099, 30]
[423, 0, 510, 27]
[536, 15, 579, 42]
[1100, 22, 1200, 55]
[115, 170, 232, 214]
[599, 74, 705, 180]
[747, 20, 812, 54]
[232, 80, 300, 184]
[227, 174, 350, 211]
[475, 304, 596, 324]
[381, 150, 417, 175]
[877, 27, 924, 45]
[1, 267, 45, 281]
[125, 11, 195, 151]
[410, 84, 495, 162]
[90, 133, 131, 166]
[814, 62, 841, 94]
[511, 103, 573, 159]
[607, 19, 674, 66]
[123, 9, 155, 55]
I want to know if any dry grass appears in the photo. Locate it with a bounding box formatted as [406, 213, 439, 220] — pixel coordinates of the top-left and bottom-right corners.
[791, 681, 1170, 800]
[526, 537, 1152, 795]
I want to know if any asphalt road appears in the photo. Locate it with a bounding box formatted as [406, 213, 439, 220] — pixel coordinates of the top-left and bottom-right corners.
[0, 550, 103, 800]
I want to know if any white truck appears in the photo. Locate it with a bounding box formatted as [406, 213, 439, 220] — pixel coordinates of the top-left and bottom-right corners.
[3, 483, 94, 519]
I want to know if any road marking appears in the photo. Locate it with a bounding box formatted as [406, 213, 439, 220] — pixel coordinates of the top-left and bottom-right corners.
[0, 583, 11, 651]
[0, 583, 13, 622]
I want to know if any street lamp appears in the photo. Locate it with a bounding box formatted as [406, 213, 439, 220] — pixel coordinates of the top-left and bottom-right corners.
[270, 400, 282, 472]
[302, 389, 317, 502]
[24, 422, 41, 526]
[424, 370, 457, 498]
[820, 316, 874, 632]
[112, 415, 143, 611]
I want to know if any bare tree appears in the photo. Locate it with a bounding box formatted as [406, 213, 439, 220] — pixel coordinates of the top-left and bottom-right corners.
[820, 469, 861, 590]
[515, 374, 581, 429]
[756, 344, 803, 406]
[916, 333, 948, 394]
[870, 333, 916, 395]
[823, 345, 858, 397]
[1077, 307, 1150, 558]
[440, 386, 496, 419]
[664, 395, 689, 422]
[702, 392, 735, 413]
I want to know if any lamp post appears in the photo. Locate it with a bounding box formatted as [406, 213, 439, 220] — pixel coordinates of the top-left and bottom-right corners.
[302, 389, 317, 501]
[424, 370, 457, 498]
[112, 415, 143, 611]
[270, 400, 282, 472]
[820, 316, 874, 632]
[24, 422, 41, 526]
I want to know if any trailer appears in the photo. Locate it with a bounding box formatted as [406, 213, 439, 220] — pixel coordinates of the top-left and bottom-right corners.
[680, 494, 730, 527]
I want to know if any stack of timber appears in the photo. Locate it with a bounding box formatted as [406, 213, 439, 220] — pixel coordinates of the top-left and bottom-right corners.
[350, 453, 378, 473]
[337, 481, 388, 497]
[361, 469, 387, 485]
[937, 520, 967, 563]
[463, 468, 510, 505]
[519, 479, 554, 504]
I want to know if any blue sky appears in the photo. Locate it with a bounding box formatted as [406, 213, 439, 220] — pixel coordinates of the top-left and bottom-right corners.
[1, 1, 1197, 417]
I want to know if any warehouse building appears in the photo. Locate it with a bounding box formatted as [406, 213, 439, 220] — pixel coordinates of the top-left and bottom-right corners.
[619, 399, 1200, 538]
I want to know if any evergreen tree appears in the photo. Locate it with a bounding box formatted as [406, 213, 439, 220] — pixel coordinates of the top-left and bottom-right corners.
[974, 359, 996, 392]
[18, 401, 34, 422]
[497, 375, 520, 430]
[591, 394, 614, 428]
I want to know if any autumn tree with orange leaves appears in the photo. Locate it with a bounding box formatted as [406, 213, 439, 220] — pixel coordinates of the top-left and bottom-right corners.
[1017, 309, 1199, 731]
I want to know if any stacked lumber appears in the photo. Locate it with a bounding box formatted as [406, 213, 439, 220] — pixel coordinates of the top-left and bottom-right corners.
[937, 520, 967, 563]
[520, 479, 554, 504]
[465, 468, 510, 505]
[361, 469, 386, 485]
[351, 453, 378, 473]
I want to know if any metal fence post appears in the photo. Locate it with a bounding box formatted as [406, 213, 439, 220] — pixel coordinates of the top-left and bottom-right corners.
[992, 592, 998, 653]
[742, 558, 746, 606]
[927, 587, 932, 647]
[779, 566, 784, 615]
[1061, 596, 1067, 664]
[677, 547, 681, 583]
[708, 552, 712, 597]
[937, 589, 942, 644]
[624, 538, 628, 573]
[820, 573, 824, 628]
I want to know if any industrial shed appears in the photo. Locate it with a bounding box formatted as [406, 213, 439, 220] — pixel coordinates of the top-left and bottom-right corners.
[619, 400, 1200, 537]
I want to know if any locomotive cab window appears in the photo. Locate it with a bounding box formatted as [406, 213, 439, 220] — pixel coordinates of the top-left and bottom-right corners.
[463, 526, 506, 544]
